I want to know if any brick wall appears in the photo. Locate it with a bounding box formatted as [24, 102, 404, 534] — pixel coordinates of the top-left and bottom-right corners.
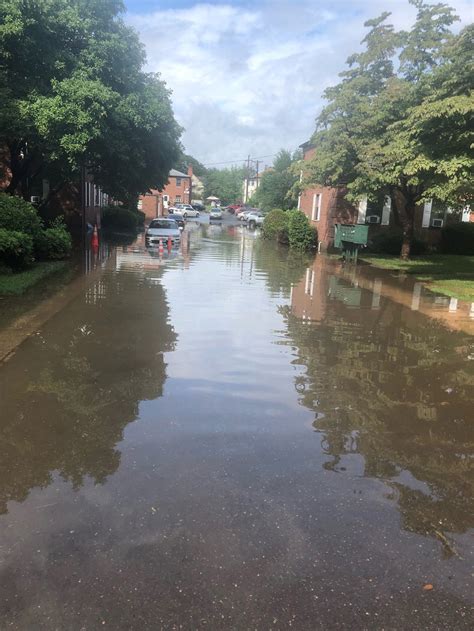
[299, 146, 358, 250]
[139, 167, 193, 223]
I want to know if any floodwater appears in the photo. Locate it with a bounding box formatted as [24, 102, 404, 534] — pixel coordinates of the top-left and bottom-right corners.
[0, 221, 473, 629]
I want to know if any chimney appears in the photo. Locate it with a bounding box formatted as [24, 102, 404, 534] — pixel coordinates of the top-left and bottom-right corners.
[187, 164, 193, 178]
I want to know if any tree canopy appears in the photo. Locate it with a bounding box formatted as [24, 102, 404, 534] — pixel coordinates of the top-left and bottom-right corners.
[305, 0, 473, 258]
[203, 166, 245, 205]
[0, 0, 182, 206]
[175, 153, 207, 178]
[251, 149, 300, 211]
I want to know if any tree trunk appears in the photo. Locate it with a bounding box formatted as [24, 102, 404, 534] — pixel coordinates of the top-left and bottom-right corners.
[392, 187, 417, 260]
[400, 222, 414, 260]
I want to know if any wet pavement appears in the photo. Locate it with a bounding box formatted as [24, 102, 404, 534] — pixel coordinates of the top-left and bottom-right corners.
[0, 221, 473, 629]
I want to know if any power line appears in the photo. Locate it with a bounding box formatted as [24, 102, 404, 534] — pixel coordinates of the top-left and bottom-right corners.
[202, 153, 276, 167]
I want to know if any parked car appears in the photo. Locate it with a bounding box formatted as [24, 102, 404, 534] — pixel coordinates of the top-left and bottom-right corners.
[191, 202, 205, 212]
[238, 208, 260, 222]
[247, 212, 264, 228]
[210, 207, 223, 220]
[145, 218, 181, 245]
[227, 204, 243, 214]
[169, 203, 200, 218]
[168, 216, 185, 230]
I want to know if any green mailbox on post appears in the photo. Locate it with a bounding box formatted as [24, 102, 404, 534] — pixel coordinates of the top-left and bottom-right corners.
[334, 224, 369, 262]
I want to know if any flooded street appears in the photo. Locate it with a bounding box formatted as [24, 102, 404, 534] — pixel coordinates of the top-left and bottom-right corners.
[0, 222, 473, 629]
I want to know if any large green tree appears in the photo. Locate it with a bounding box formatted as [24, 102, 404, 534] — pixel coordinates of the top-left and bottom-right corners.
[0, 0, 181, 206]
[203, 165, 245, 205]
[305, 0, 473, 258]
[175, 153, 207, 178]
[251, 149, 301, 212]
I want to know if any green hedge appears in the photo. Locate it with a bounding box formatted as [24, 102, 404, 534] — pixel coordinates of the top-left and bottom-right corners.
[441, 222, 474, 255]
[35, 223, 72, 260]
[288, 210, 318, 251]
[102, 206, 139, 232]
[262, 209, 289, 244]
[0, 193, 43, 235]
[0, 229, 34, 270]
[367, 231, 427, 255]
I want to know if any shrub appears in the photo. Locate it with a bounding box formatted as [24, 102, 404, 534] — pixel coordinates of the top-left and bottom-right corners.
[262, 209, 289, 244]
[35, 219, 72, 260]
[136, 210, 146, 225]
[441, 222, 474, 255]
[288, 210, 318, 251]
[0, 229, 34, 270]
[367, 230, 427, 255]
[0, 193, 43, 235]
[102, 206, 139, 232]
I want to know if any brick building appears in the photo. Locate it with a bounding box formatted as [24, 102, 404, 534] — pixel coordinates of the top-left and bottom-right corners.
[298, 141, 471, 251]
[297, 143, 360, 251]
[139, 166, 193, 221]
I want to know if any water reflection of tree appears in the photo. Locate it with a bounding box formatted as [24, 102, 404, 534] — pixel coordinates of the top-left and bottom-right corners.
[252, 239, 312, 295]
[0, 269, 176, 513]
[281, 297, 474, 554]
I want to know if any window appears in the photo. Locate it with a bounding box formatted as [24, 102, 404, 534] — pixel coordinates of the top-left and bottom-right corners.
[137, 199, 143, 210]
[312, 193, 321, 221]
[357, 197, 367, 224]
[175, 195, 181, 203]
[150, 219, 176, 229]
[176, 177, 182, 186]
[305, 268, 314, 296]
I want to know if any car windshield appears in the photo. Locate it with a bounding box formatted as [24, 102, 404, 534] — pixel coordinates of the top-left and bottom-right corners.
[149, 220, 176, 229]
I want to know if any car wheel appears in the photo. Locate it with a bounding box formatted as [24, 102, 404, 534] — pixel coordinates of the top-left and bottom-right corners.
[183, 213, 187, 218]
[196, 212, 200, 217]
[249, 221, 256, 229]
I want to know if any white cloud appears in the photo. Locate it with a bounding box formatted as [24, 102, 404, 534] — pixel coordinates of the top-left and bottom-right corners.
[126, 0, 473, 167]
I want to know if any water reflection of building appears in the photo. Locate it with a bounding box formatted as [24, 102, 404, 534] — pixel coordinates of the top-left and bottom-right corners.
[287, 256, 474, 555]
[291, 256, 474, 335]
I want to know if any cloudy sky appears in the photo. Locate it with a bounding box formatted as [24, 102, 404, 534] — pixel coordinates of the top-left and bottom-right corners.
[125, 0, 472, 168]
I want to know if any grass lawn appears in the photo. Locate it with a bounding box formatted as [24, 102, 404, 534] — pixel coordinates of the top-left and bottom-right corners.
[0, 261, 69, 296]
[361, 254, 474, 301]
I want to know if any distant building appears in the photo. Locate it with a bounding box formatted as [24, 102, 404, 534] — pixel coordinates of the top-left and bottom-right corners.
[242, 174, 260, 204]
[242, 167, 272, 204]
[139, 166, 193, 220]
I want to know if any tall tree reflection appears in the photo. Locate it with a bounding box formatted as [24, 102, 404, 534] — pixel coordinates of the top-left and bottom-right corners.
[286, 257, 474, 555]
[0, 268, 176, 513]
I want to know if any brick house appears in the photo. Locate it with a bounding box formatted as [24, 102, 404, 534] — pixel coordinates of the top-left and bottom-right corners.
[139, 166, 193, 221]
[0, 146, 107, 233]
[297, 143, 360, 251]
[298, 141, 470, 251]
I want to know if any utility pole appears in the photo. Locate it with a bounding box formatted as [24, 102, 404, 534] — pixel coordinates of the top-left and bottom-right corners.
[256, 160, 260, 192]
[244, 154, 250, 204]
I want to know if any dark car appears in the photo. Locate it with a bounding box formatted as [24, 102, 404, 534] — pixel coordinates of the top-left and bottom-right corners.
[191, 202, 205, 212]
[169, 216, 185, 230]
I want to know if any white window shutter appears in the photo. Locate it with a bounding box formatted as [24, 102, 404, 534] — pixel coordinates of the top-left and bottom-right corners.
[357, 196, 367, 224]
[381, 196, 391, 225]
[422, 200, 432, 228]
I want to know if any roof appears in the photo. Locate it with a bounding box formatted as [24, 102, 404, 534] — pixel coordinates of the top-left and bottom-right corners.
[169, 169, 189, 178]
[299, 140, 315, 150]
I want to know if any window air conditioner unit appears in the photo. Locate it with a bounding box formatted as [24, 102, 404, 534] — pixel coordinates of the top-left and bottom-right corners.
[367, 215, 380, 224]
[30, 196, 41, 204]
[431, 218, 444, 228]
